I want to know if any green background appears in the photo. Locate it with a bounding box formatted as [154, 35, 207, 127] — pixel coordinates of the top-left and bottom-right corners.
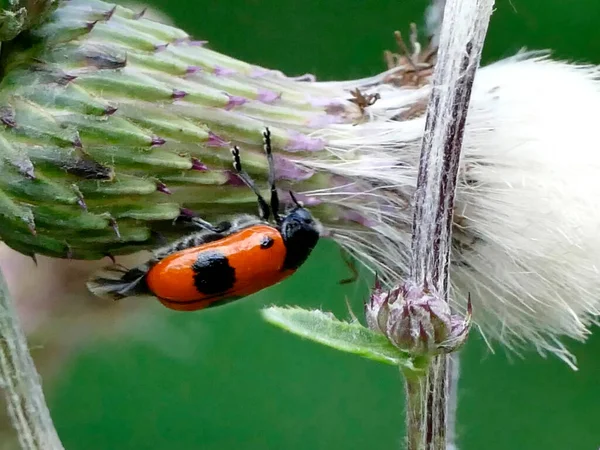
[50, 1, 600, 449]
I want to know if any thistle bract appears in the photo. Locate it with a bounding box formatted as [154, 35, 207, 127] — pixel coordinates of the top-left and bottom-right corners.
[366, 281, 471, 356]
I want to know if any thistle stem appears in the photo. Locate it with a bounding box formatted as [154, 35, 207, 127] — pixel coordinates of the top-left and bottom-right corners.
[403, 370, 428, 450]
[446, 354, 460, 450]
[405, 0, 494, 448]
[0, 266, 63, 450]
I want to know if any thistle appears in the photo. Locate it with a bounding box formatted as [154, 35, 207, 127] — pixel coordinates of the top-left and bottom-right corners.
[365, 279, 472, 356]
[0, 0, 599, 364]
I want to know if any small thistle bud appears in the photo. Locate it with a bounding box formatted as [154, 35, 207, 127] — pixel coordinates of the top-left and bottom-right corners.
[366, 281, 471, 356]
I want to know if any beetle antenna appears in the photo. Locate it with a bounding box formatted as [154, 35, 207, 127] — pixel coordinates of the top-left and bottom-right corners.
[289, 191, 303, 207]
[263, 128, 281, 224]
[231, 146, 271, 221]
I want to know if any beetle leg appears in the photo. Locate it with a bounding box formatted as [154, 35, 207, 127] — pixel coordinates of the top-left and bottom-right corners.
[176, 210, 231, 233]
[339, 247, 359, 285]
[190, 217, 231, 233]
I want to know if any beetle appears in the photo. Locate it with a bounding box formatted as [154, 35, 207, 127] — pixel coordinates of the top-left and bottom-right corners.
[87, 128, 320, 311]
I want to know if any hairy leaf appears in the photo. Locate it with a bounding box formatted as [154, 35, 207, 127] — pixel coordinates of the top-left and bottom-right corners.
[262, 306, 416, 368]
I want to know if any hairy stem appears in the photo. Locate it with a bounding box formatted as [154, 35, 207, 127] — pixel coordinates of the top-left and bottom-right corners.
[404, 370, 428, 450]
[406, 0, 494, 448]
[0, 267, 63, 450]
[446, 355, 460, 450]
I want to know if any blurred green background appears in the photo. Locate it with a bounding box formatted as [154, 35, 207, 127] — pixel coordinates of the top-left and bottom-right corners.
[46, 1, 600, 449]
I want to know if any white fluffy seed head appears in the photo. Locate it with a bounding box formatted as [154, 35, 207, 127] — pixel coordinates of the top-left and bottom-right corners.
[454, 53, 600, 367]
[297, 52, 600, 367]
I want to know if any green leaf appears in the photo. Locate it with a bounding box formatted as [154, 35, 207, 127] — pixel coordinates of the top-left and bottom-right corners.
[262, 306, 413, 367]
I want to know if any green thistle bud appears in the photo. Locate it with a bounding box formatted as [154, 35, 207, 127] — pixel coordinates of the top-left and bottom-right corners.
[0, 2, 302, 255]
[0, 0, 408, 265]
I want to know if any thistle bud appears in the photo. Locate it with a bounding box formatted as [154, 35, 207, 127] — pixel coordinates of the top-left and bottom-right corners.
[366, 281, 471, 356]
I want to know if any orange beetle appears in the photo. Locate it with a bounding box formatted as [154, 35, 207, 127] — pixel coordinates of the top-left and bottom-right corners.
[87, 128, 320, 311]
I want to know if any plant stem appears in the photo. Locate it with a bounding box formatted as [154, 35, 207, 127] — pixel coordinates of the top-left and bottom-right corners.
[423, 355, 449, 449]
[406, 0, 494, 448]
[403, 370, 428, 450]
[446, 354, 460, 450]
[0, 266, 63, 450]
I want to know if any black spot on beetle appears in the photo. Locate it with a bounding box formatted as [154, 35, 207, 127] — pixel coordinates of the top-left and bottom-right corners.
[260, 235, 274, 249]
[191, 251, 235, 295]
